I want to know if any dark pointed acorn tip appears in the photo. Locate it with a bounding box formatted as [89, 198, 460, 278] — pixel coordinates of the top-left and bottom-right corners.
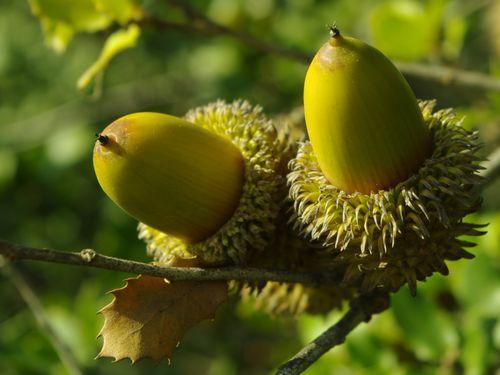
[95, 133, 109, 145]
[329, 25, 340, 38]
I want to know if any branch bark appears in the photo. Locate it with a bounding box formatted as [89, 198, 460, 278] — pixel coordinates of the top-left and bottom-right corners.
[276, 291, 391, 375]
[0, 239, 341, 286]
[395, 62, 500, 93]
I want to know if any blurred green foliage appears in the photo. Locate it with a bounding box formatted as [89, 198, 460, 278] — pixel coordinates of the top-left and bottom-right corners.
[0, 0, 499, 374]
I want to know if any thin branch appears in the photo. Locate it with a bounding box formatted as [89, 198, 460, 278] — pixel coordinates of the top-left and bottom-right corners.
[0, 240, 342, 286]
[480, 146, 500, 187]
[143, 1, 500, 93]
[139, 18, 206, 36]
[0, 257, 82, 375]
[276, 291, 390, 375]
[395, 62, 500, 93]
[164, 0, 310, 64]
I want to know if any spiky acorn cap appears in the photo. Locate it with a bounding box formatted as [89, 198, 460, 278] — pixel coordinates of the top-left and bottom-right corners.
[240, 282, 352, 316]
[139, 100, 292, 265]
[235, 176, 354, 316]
[236, 230, 353, 316]
[288, 101, 484, 295]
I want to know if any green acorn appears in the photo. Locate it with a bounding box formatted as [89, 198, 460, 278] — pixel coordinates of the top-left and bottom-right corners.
[289, 28, 484, 295]
[304, 27, 432, 194]
[94, 112, 244, 244]
[137, 100, 293, 264]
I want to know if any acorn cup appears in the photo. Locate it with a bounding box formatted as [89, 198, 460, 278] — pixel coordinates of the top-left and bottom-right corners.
[94, 100, 293, 265]
[288, 27, 485, 295]
[238, 230, 354, 316]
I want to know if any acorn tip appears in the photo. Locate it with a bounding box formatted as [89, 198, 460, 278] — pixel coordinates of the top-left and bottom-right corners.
[329, 25, 340, 39]
[95, 133, 109, 145]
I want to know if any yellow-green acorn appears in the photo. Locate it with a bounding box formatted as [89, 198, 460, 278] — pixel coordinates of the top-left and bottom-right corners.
[289, 28, 484, 295]
[136, 100, 293, 264]
[304, 27, 432, 194]
[94, 112, 245, 244]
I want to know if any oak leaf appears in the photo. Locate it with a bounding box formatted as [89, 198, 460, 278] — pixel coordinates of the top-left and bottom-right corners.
[98, 275, 228, 363]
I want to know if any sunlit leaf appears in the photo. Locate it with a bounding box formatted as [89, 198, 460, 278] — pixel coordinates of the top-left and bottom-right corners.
[28, 0, 112, 52]
[443, 16, 467, 60]
[370, 0, 444, 61]
[448, 213, 500, 316]
[460, 316, 489, 375]
[45, 124, 92, 167]
[391, 289, 458, 361]
[93, 0, 143, 24]
[448, 251, 500, 317]
[77, 24, 140, 90]
[39, 19, 74, 53]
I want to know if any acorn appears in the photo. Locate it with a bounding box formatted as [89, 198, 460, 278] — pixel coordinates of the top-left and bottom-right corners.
[133, 100, 293, 264]
[303, 26, 432, 194]
[288, 28, 484, 295]
[94, 112, 244, 244]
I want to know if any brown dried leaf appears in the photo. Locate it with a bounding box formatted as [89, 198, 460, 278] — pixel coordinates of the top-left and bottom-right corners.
[98, 275, 228, 364]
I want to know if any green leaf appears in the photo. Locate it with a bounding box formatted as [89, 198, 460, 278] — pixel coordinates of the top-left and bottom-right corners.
[345, 332, 387, 368]
[29, 0, 111, 30]
[39, 19, 75, 53]
[391, 288, 459, 361]
[369, 0, 444, 61]
[460, 316, 489, 375]
[448, 213, 500, 316]
[442, 16, 467, 60]
[45, 124, 92, 167]
[0, 150, 17, 190]
[28, 0, 112, 52]
[448, 252, 500, 317]
[93, 0, 143, 24]
[77, 24, 140, 90]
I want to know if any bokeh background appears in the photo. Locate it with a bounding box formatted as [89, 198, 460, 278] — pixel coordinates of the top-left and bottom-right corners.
[0, 0, 499, 374]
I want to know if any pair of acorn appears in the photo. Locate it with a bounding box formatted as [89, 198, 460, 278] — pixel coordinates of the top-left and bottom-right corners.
[94, 29, 483, 309]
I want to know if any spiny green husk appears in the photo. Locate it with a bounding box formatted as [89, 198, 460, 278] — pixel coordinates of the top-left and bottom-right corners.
[235, 199, 354, 316]
[240, 282, 351, 316]
[288, 101, 485, 295]
[138, 100, 292, 265]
